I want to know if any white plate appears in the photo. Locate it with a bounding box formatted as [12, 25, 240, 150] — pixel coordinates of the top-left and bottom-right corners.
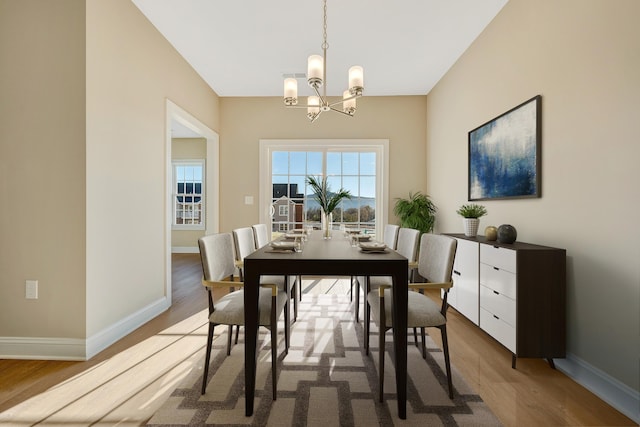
[359, 241, 386, 251]
[270, 241, 296, 250]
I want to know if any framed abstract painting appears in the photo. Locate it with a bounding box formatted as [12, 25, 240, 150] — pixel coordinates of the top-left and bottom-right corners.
[468, 95, 541, 201]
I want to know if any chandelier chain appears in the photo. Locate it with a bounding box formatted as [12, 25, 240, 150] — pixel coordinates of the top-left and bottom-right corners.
[321, 0, 328, 50]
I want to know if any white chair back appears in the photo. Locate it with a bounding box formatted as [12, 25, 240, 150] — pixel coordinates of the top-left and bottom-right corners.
[252, 224, 270, 248]
[395, 227, 420, 262]
[383, 224, 400, 249]
[198, 233, 236, 281]
[418, 234, 457, 283]
[233, 227, 256, 262]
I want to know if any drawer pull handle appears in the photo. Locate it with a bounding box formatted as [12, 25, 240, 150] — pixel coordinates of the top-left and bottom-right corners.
[493, 290, 499, 295]
[493, 266, 499, 271]
[453, 270, 461, 276]
[493, 314, 500, 320]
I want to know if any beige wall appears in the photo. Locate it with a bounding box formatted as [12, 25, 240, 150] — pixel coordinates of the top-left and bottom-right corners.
[0, 0, 87, 339]
[0, 0, 220, 358]
[219, 96, 427, 233]
[85, 0, 219, 341]
[171, 138, 207, 249]
[427, 0, 640, 393]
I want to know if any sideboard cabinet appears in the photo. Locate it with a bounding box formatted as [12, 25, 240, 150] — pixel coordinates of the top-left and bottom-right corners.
[445, 234, 566, 368]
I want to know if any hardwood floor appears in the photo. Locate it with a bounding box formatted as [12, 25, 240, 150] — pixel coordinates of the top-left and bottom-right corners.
[0, 253, 635, 426]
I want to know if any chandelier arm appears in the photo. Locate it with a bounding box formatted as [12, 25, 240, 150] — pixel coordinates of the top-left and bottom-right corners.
[327, 94, 360, 108]
[328, 106, 355, 117]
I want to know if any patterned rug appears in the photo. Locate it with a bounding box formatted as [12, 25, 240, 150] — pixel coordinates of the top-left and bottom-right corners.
[146, 294, 501, 426]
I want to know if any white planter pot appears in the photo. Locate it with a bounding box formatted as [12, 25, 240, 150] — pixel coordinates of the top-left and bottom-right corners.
[463, 218, 480, 237]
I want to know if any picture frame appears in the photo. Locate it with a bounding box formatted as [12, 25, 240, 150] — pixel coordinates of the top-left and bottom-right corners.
[468, 95, 541, 201]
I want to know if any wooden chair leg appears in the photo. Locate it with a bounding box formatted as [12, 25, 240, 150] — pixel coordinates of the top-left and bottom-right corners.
[227, 325, 233, 355]
[378, 293, 386, 403]
[354, 276, 360, 322]
[284, 296, 290, 354]
[440, 325, 453, 399]
[364, 277, 372, 353]
[271, 298, 278, 400]
[292, 276, 298, 322]
[413, 327, 419, 348]
[350, 276, 354, 301]
[421, 327, 427, 359]
[234, 325, 240, 345]
[201, 323, 215, 395]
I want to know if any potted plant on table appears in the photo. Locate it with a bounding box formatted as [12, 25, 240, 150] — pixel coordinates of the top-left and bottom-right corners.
[456, 203, 487, 237]
[306, 175, 352, 239]
[393, 192, 437, 234]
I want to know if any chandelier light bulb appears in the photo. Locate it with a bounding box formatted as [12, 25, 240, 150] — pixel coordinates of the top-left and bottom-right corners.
[284, 78, 298, 106]
[307, 55, 324, 88]
[307, 96, 320, 121]
[348, 65, 364, 96]
[343, 90, 356, 115]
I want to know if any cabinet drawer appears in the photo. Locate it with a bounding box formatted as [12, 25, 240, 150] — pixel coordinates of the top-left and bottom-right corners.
[480, 263, 517, 300]
[480, 285, 515, 327]
[480, 308, 516, 353]
[480, 244, 516, 273]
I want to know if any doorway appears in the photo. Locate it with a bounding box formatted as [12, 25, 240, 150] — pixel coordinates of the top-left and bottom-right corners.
[165, 100, 219, 304]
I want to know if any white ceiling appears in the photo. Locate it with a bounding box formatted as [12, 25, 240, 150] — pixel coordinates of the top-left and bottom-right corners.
[132, 0, 508, 99]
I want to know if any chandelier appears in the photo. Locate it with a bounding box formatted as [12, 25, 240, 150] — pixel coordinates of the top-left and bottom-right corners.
[283, 0, 364, 123]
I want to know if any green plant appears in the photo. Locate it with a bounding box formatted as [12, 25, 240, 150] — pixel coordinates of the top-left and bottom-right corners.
[456, 203, 487, 219]
[306, 175, 352, 214]
[393, 192, 437, 234]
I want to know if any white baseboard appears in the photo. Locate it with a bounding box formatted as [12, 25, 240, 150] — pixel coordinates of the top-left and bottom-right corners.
[0, 337, 86, 360]
[0, 297, 170, 361]
[555, 353, 639, 424]
[172, 246, 199, 253]
[86, 296, 170, 359]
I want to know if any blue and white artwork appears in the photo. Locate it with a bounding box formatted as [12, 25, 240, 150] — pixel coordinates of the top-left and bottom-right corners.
[469, 96, 541, 200]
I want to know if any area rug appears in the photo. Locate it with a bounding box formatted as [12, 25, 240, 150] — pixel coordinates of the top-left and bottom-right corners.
[146, 294, 502, 426]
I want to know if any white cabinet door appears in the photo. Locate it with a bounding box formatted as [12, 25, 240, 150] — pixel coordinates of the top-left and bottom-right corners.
[450, 238, 479, 325]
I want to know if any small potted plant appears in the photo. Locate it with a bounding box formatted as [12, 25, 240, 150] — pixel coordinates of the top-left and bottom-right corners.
[456, 203, 487, 237]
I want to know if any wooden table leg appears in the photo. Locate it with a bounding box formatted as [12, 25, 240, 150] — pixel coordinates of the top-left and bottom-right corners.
[391, 267, 408, 419]
[244, 269, 260, 416]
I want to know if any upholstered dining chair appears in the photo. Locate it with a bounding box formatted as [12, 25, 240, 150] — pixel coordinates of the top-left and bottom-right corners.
[197, 232, 289, 398]
[356, 227, 419, 324]
[252, 223, 271, 249]
[366, 233, 457, 401]
[233, 227, 298, 321]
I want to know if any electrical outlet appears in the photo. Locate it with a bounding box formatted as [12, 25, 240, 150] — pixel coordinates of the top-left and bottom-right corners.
[26, 280, 38, 299]
[244, 196, 254, 205]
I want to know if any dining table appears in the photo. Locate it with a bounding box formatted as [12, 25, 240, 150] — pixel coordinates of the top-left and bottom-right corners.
[243, 230, 409, 419]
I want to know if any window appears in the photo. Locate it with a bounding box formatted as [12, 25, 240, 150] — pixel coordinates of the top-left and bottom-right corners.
[173, 160, 205, 229]
[260, 140, 389, 238]
[278, 205, 289, 216]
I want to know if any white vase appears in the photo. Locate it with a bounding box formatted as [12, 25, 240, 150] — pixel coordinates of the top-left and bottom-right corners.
[321, 211, 333, 239]
[463, 218, 480, 237]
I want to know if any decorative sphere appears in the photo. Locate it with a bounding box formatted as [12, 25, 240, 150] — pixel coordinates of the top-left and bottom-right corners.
[497, 224, 517, 244]
[484, 226, 498, 241]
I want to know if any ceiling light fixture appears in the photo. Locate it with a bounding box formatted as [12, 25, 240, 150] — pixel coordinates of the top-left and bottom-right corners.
[283, 0, 364, 123]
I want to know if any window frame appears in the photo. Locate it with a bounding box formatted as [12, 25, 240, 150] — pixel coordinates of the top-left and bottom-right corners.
[172, 159, 205, 231]
[259, 139, 389, 238]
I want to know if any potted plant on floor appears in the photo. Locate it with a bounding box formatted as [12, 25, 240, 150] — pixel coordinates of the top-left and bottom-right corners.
[306, 175, 352, 239]
[456, 203, 487, 237]
[393, 192, 437, 234]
